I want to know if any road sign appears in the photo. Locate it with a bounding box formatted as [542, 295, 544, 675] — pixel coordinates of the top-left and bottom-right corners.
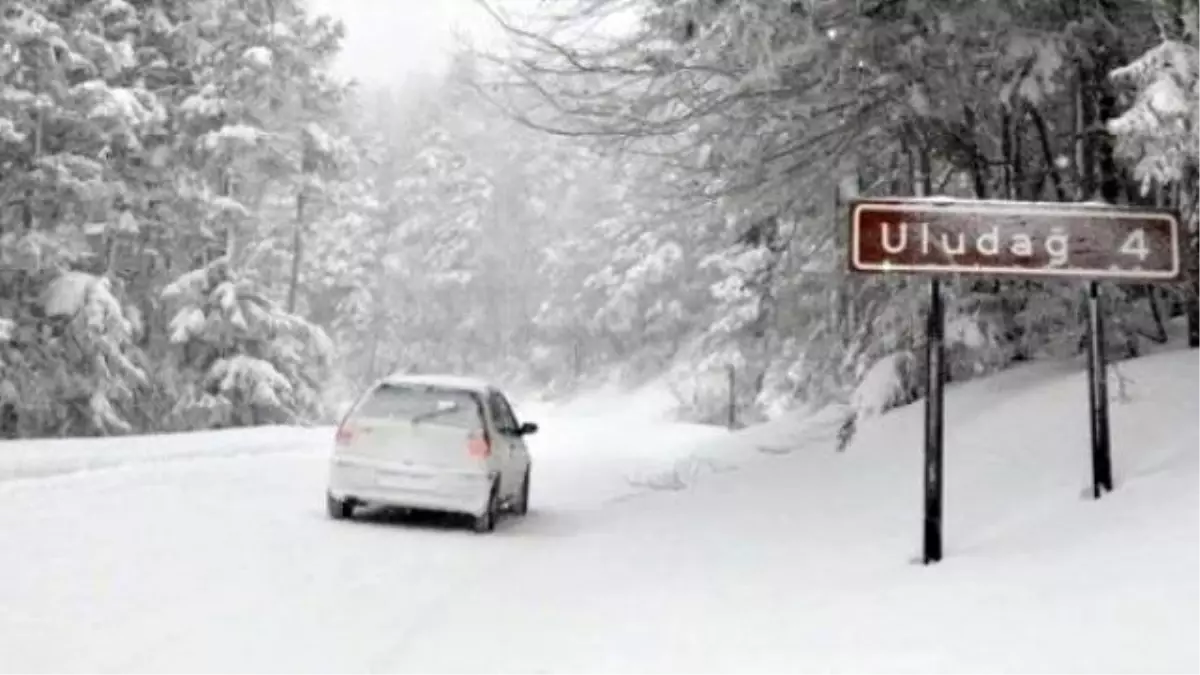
[849, 199, 1182, 281]
[845, 196, 1188, 565]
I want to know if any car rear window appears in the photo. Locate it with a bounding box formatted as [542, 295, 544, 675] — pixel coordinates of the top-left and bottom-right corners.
[353, 384, 483, 429]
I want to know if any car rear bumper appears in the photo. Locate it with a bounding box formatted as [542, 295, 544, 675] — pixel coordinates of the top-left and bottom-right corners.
[327, 457, 492, 516]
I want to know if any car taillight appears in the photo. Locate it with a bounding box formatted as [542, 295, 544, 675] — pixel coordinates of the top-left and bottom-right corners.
[335, 426, 354, 445]
[467, 430, 490, 459]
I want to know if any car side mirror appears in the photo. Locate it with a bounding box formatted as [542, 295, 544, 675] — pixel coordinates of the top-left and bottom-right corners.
[518, 421, 539, 436]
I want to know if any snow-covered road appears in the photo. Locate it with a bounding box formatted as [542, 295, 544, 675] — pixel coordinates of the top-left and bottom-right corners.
[1, 351, 1196, 673]
[0, 394, 727, 673]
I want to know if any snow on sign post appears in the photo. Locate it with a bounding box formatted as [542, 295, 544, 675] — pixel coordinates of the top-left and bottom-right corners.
[846, 198, 1182, 566]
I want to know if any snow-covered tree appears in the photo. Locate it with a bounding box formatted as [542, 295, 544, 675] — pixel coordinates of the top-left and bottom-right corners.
[468, 0, 1182, 421]
[0, 242, 147, 437]
[4, 0, 1192, 438]
[0, 0, 352, 437]
[161, 257, 333, 429]
[1108, 6, 1200, 348]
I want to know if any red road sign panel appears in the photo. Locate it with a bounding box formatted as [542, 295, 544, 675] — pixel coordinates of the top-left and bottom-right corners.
[849, 198, 1182, 281]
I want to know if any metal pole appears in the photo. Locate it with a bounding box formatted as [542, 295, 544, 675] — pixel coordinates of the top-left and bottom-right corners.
[923, 277, 946, 564]
[727, 365, 736, 430]
[1085, 281, 1114, 497]
[913, 141, 945, 565]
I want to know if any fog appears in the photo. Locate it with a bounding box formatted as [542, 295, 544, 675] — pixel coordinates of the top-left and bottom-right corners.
[306, 0, 498, 86]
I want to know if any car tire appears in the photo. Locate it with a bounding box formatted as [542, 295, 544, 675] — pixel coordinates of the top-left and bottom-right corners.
[512, 468, 531, 517]
[326, 492, 354, 520]
[472, 483, 500, 534]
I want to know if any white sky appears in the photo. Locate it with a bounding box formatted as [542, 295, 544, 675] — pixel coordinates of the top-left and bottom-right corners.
[305, 0, 500, 87]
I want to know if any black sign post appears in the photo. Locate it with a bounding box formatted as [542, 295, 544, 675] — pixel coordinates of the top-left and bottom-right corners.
[923, 277, 945, 564]
[848, 198, 1181, 564]
[1085, 281, 1114, 498]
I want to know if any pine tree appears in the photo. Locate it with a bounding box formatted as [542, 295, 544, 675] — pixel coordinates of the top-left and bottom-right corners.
[161, 256, 333, 429]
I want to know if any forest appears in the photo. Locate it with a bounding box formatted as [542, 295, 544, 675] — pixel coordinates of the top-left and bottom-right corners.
[0, 0, 1196, 439]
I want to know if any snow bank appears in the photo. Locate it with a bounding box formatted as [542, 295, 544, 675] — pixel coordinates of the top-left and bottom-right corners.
[0, 425, 333, 484]
[626, 401, 851, 490]
[515, 378, 730, 508]
[519, 375, 683, 424]
[401, 347, 1197, 673]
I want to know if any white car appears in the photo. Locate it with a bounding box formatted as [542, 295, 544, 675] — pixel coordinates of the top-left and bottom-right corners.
[326, 374, 537, 533]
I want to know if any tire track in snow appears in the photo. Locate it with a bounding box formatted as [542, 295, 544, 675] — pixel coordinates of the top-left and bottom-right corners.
[362, 511, 554, 667]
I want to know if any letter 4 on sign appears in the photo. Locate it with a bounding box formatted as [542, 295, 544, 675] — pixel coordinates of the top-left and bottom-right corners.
[849, 198, 1182, 281]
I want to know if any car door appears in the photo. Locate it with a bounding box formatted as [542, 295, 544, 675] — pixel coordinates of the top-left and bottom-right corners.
[486, 390, 526, 498]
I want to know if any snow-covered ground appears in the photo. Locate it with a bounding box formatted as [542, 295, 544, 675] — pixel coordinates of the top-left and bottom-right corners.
[0, 348, 1195, 673]
[0, 426, 332, 483]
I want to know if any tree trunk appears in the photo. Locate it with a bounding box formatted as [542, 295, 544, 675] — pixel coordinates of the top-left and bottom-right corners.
[286, 188, 306, 314]
[1187, 283, 1199, 349]
[963, 105, 987, 198]
[1147, 288, 1170, 343]
[1028, 107, 1066, 201]
[1183, 178, 1200, 348]
[22, 75, 45, 232]
[1074, 67, 1097, 201]
[1151, 173, 1199, 346]
[1094, 53, 1121, 204]
[219, 168, 237, 264]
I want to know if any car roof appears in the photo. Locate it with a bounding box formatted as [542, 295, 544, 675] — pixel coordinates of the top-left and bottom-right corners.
[377, 373, 496, 395]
